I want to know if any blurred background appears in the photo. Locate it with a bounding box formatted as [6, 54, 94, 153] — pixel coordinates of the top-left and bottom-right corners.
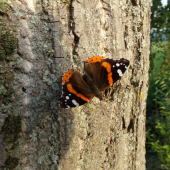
[146, 0, 170, 170]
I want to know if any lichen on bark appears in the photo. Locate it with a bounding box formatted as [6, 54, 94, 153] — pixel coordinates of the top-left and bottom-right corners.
[0, 20, 17, 61]
[0, 3, 19, 169]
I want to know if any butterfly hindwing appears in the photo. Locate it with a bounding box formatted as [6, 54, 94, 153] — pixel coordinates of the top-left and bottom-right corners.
[59, 69, 94, 108]
[60, 83, 88, 108]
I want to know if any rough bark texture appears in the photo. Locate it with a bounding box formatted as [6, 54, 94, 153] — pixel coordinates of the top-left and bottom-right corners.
[0, 0, 150, 170]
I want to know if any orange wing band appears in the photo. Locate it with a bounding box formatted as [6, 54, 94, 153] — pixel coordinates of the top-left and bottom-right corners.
[62, 69, 74, 85]
[102, 62, 113, 86]
[67, 84, 90, 101]
[86, 56, 105, 63]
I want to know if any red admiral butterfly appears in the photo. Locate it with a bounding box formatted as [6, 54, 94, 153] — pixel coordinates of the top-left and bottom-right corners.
[59, 56, 130, 108]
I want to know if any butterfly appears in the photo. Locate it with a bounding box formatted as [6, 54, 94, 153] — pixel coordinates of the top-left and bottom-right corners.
[59, 56, 130, 108]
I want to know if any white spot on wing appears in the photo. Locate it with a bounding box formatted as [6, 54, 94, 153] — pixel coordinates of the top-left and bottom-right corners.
[66, 105, 70, 108]
[72, 99, 79, 106]
[117, 69, 123, 76]
[66, 96, 69, 100]
[116, 63, 120, 67]
[69, 93, 71, 96]
[113, 65, 115, 68]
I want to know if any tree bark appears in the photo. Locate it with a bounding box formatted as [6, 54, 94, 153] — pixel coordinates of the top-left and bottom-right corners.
[0, 0, 150, 170]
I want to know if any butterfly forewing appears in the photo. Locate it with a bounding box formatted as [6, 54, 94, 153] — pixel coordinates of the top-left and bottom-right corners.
[85, 58, 129, 91]
[101, 58, 130, 85]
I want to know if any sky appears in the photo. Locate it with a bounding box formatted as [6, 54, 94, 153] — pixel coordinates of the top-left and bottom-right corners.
[162, 0, 167, 6]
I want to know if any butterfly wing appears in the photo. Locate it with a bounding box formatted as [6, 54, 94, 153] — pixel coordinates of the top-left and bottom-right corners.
[102, 58, 129, 85]
[85, 62, 109, 90]
[60, 69, 94, 108]
[85, 56, 130, 91]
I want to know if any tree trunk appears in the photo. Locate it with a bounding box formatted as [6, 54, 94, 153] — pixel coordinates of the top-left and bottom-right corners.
[0, 0, 150, 170]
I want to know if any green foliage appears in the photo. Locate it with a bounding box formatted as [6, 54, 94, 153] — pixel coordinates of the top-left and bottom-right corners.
[147, 42, 169, 113]
[149, 105, 170, 169]
[147, 41, 170, 169]
[151, 0, 166, 42]
[147, 0, 170, 168]
[151, 0, 170, 42]
[164, 1, 170, 41]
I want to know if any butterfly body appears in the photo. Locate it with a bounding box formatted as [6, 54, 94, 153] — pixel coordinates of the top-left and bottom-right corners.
[82, 74, 102, 100]
[59, 56, 130, 108]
